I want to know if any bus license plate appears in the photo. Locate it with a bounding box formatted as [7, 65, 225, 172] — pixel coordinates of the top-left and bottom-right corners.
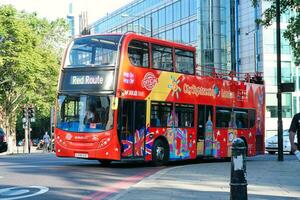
[75, 153, 88, 158]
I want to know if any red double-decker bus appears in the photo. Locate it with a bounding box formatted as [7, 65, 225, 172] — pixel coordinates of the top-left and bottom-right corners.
[55, 33, 265, 165]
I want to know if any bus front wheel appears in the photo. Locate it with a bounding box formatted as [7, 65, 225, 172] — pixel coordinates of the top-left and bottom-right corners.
[98, 159, 112, 166]
[152, 139, 169, 166]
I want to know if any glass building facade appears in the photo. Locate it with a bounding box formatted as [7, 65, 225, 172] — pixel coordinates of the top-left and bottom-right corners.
[238, 0, 297, 137]
[89, 0, 298, 136]
[90, 0, 236, 72]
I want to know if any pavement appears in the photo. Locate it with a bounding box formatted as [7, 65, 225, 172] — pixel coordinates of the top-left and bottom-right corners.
[109, 155, 300, 200]
[0, 145, 43, 156]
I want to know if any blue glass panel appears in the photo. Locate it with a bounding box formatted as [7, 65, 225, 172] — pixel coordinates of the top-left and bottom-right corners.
[159, 8, 166, 28]
[152, 11, 158, 29]
[174, 26, 181, 43]
[166, 5, 173, 25]
[181, 0, 189, 18]
[166, 29, 173, 41]
[190, 20, 197, 42]
[190, 0, 197, 16]
[173, 1, 181, 22]
[181, 23, 190, 43]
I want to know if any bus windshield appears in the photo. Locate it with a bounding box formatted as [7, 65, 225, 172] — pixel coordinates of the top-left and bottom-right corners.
[65, 35, 121, 67]
[56, 95, 114, 132]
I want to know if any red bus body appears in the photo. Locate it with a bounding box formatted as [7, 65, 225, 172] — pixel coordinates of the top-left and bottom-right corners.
[55, 33, 265, 163]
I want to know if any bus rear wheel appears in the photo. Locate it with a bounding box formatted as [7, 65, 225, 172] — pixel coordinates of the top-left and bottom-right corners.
[98, 159, 112, 166]
[152, 139, 169, 166]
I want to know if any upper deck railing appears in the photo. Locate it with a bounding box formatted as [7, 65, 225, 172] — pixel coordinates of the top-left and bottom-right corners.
[196, 65, 264, 85]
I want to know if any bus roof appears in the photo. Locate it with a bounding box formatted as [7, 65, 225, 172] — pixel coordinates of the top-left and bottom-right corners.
[76, 32, 196, 52]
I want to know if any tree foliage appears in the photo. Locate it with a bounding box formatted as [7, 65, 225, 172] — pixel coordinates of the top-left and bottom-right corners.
[252, 0, 300, 65]
[0, 5, 69, 151]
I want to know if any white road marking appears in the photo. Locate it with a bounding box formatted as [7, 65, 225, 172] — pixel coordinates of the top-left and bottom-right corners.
[0, 186, 49, 200]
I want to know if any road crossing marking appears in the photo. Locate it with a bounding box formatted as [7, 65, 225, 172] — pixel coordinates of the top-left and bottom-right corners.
[0, 186, 49, 200]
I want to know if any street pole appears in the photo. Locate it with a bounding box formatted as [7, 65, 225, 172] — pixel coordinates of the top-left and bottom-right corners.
[276, 0, 284, 161]
[24, 106, 29, 154]
[28, 119, 31, 154]
[50, 106, 54, 152]
[150, 16, 153, 37]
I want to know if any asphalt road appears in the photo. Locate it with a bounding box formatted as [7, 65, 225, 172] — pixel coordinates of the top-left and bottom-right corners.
[0, 153, 163, 200]
[1, 152, 296, 200]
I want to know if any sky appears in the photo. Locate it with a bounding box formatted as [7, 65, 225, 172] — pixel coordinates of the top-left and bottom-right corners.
[0, 0, 133, 24]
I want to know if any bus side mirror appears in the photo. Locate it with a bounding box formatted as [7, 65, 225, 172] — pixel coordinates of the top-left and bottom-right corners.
[111, 97, 118, 110]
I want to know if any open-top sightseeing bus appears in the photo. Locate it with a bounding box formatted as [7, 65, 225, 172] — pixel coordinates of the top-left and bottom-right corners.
[55, 33, 265, 165]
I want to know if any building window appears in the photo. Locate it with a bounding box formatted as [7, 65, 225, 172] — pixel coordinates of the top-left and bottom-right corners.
[181, 23, 190, 43]
[158, 8, 166, 28]
[152, 11, 158, 30]
[150, 102, 172, 127]
[190, 0, 197, 16]
[128, 40, 149, 67]
[266, 93, 292, 118]
[152, 44, 173, 71]
[283, 93, 292, 118]
[175, 49, 194, 74]
[174, 26, 181, 43]
[181, 0, 189, 18]
[166, 29, 173, 41]
[173, 1, 181, 22]
[175, 104, 194, 127]
[166, 4, 173, 25]
[282, 61, 292, 83]
[190, 20, 197, 42]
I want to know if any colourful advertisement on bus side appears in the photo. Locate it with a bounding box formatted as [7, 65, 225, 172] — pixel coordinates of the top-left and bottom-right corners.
[117, 59, 264, 160]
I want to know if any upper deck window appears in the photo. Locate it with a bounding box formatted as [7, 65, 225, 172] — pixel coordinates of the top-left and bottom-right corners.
[175, 49, 194, 75]
[152, 44, 173, 71]
[66, 35, 121, 67]
[128, 40, 149, 68]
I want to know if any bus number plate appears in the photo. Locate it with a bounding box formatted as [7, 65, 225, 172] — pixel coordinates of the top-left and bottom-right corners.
[75, 153, 88, 158]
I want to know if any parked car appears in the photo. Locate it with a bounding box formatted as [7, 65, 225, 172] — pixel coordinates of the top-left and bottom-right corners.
[0, 128, 8, 153]
[265, 130, 298, 154]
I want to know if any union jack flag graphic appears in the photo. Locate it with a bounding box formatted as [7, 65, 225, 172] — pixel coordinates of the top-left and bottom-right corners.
[121, 136, 133, 157]
[134, 128, 145, 156]
[145, 127, 153, 156]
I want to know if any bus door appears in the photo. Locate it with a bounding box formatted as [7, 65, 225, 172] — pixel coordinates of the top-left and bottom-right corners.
[119, 100, 146, 158]
[197, 105, 213, 156]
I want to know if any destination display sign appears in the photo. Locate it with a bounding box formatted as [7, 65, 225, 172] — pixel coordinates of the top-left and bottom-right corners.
[60, 68, 115, 92]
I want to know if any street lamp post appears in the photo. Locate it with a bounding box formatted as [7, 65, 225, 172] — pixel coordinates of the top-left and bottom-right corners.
[276, 0, 284, 161]
[121, 13, 153, 37]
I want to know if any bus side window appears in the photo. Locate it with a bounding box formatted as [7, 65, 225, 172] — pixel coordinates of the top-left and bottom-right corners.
[197, 105, 213, 140]
[128, 40, 149, 68]
[175, 49, 194, 75]
[234, 109, 248, 129]
[150, 102, 172, 127]
[249, 110, 256, 128]
[216, 107, 231, 128]
[152, 44, 173, 72]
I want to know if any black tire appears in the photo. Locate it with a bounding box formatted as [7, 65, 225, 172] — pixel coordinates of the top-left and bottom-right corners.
[152, 139, 169, 166]
[268, 151, 276, 155]
[98, 159, 112, 166]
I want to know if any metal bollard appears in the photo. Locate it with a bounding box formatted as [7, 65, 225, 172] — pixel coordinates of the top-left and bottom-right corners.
[230, 138, 247, 200]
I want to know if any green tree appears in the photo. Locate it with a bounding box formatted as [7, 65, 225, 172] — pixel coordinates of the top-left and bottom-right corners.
[0, 5, 69, 153]
[252, 0, 300, 65]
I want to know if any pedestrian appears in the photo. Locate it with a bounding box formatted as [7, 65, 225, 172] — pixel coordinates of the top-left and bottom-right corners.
[43, 131, 50, 152]
[288, 113, 300, 160]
